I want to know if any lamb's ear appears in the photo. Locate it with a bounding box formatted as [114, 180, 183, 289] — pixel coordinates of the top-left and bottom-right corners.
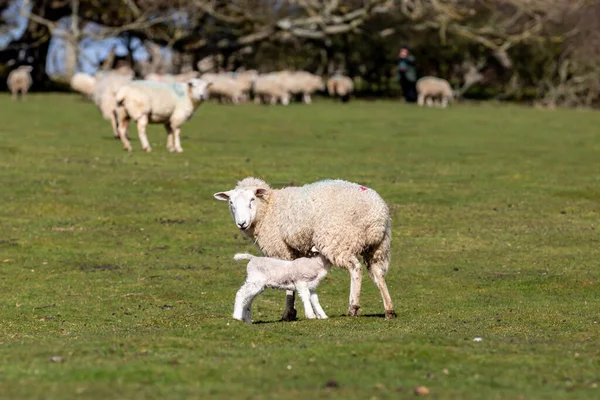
[187, 81, 194, 89]
[214, 191, 232, 201]
[255, 188, 268, 197]
[206, 82, 213, 89]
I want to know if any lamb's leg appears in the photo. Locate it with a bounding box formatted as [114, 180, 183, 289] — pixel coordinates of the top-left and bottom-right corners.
[173, 126, 183, 153]
[164, 123, 175, 152]
[309, 290, 328, 319]
[364, 230, 396, 319]
[441, 97, 449, 108]
[233, 282, 263, 323]
[426, 97, 434, 107]
[136, 115, 152, 152]
[302, 93, 312, 104]
[117, 117, 133, 152]
[417, 93, 425, 106]
[296, 286, 316, 319]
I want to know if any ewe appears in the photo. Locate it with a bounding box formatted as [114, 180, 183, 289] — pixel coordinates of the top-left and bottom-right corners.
[214, 177, 396, 321]
[113, 79, 211, 153]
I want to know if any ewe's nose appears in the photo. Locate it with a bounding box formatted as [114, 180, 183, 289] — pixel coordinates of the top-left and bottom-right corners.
[237, 221, 249, 230]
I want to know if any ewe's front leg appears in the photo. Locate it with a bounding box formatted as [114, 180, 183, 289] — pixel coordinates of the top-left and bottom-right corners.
[136, 115, 152, 152]
[117, 118, 133, 152]
[173, 127, 183, 153]
[296, 287, 316, 319]
[282, 290, 297, 321]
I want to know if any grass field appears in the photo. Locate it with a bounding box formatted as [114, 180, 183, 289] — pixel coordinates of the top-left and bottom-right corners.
[1, 93, 599, 399]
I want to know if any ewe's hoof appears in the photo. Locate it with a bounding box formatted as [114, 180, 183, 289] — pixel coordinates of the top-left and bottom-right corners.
[385, 310, 397, 320]
[175, 148, 183, 153]
[143, 147, 152, 153]
[346, 306, 360, 317]
[281, 309, 297, 322]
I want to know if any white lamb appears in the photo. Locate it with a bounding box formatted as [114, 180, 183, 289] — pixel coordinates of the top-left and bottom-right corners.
[214, 177, 395, 321]
[113, 79, 212, 153]
[416, 76, 455, 108]
[327, 75, 354, 102]
[232, 246, 331, 323]
[70, 72, 96, 97]
[252, 74, 290, 105]
[7, 65, 33, 101]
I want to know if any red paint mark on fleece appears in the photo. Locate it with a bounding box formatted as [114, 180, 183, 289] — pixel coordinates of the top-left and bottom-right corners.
[359, 185, 367, 191]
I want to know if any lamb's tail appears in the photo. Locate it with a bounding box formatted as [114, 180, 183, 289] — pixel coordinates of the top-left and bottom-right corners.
[233, 253, 256, 261]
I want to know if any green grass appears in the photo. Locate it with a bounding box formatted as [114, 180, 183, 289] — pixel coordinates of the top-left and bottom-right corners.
[1, 94, 599, 399]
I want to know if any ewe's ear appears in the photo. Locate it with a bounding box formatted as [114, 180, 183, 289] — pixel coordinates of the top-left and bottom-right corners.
[255, 188, 268, 197]
[214, 191, 232, 201]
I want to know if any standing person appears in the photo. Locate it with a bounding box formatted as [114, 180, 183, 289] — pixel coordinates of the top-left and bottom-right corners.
[396, 46, 418, 103]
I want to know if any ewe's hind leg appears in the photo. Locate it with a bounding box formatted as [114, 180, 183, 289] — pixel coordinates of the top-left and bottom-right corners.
[164, 123, 175, 152]
[364, 232, 396, 319]
[136, 115, 152, 152]
[296, 286, 316, 319]
[417, 93, 425, 106]
[441, 97, 449, 108]
[302, 93, 312, 104]
[345, 256, 363, 316]
[117, 117, 133, 152]
[309, 290, 328, 319]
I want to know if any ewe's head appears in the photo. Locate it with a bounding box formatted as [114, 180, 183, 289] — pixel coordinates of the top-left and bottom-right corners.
[214, 185, 269, 231]
[187, 79, 212, 102]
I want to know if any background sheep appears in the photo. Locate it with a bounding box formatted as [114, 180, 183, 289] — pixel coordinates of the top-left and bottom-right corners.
[91, 73, 134, 139]
[113, 79, 212, 153]
[416, 76, 455, 108]
[70, 73, 96, 97]
[279, 71, 325, 104]
[252, 74, 290, 105]
[7, 65, 33, 101]
[232, 247, 331, 323]
[214, 177, 396, 321]
[327, 75, 354, 102]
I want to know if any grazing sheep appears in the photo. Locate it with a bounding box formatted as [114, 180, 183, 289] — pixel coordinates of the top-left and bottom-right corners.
[214, 177, 396, 321]
[327, 75, 354, 102]
[252, 74, 290, 105]
[232, 246, 331, 323]
[70, 73, 97, 97]
[145, 71, 200, 83]
[7, 65, 33, 101]
[201, 75, 245, 104]
[416, 76, 455, 108]
[279, 71, 325, 104]
[92, 73, 134, 139]
[113, 79, 212, 153]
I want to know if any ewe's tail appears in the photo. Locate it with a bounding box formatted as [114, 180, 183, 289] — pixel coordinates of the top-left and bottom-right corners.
[233, 253, 256, 261]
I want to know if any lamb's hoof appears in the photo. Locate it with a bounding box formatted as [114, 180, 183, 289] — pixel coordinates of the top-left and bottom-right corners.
[346, 306, 360, 317]
[143, 147, 152, 153]
[385, 310, 397, 320]
[124, 147, 132, 152]
[175, 148, 183, 153]
[167, 147, 175, 153]
[281, 309, 297, 322]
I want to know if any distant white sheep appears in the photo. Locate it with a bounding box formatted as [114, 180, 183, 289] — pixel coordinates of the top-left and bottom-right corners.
[145, 71, 200, 83]
[232, 247, 331, 323]
[416, 76, 455, 108]
[92, 73, 134, 139]
[7, 65, 33, 101]
[113, 79, 212, 153]
[214, 177, 395, 321]
[70, 73, 96, 97]
[279, 71, 325, 104]
[252, 74, 290, 105]
[327, 75, 354, 102]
